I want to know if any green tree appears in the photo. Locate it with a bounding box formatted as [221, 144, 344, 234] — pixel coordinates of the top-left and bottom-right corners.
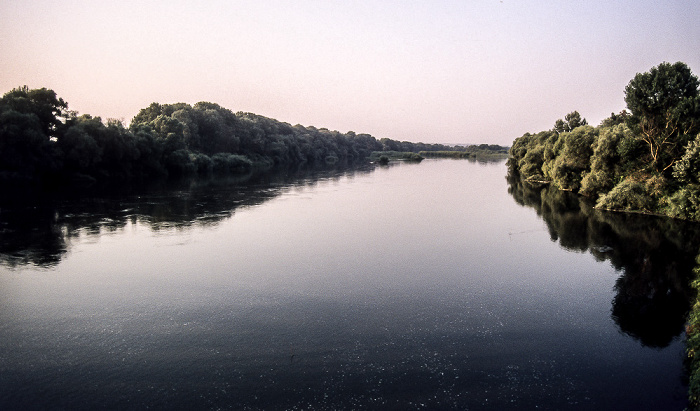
[668, 133, 700, 221]
[0, 86, 68, 176]
[580, 124, 631, 197]
[600, 110, 630, 128]
[554, 111, 588, 134]
[673, 134, 700, 185]
[624, 61, 700, 172]
[0, 86, 68, 138]
[550, 125, 597, 191]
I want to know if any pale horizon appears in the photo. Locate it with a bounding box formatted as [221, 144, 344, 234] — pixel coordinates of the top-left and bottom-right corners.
[1, 0, 698, 146]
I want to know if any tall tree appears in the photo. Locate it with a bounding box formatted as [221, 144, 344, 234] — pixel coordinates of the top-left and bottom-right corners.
[0, 86, 68, 175]
[554, 111, 587, 134]
[624, 61, 700, 172]
[0, 86, 68, 138]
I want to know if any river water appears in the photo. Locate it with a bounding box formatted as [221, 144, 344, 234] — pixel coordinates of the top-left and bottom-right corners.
[0, 159, 698, 410]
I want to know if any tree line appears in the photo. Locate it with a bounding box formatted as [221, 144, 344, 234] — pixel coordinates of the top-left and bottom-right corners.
[0, 87, 507, 186]
[508, 61, 700, 222]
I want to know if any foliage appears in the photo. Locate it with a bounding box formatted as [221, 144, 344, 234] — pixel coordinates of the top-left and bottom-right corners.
[0, 86, 484, 186]
[508, 175, 699, 350]
[687, 256, 700, 408]
[507, 131, 555, 180]
[420, 150, 473, 159]
[673, 134, 700, 185]
[509, 61, 700, 221]
[505, 63, 700, 406]
[599, 110, 630, 128]
[624, 61, 700, 172]
[0, 86, 68, 179]
[369, 151, 423, 162]
[667, 185, 700, 221]
[549, 126, 597, 191]
[580, 124, 632, 197]
[554, 111, 587, 134]
[596, 175, 666, 213]
[211, 152, 252, 174]
[420, 144, 509, 160]
[0, 86, 68, 138]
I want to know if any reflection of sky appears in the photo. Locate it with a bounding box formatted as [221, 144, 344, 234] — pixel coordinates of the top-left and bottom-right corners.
[1, 1, 698, 145]
[2, 160, 618, 306]
[0, 160, 690, 409]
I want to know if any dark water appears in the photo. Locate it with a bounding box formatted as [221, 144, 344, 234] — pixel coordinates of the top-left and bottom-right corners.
[1, 160, 698, 410]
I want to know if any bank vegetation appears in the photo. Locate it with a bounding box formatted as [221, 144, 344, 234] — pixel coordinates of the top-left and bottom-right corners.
[508, 61, 700, 223]
[0, 87, 506, 187]
[507, 61, 700, 407]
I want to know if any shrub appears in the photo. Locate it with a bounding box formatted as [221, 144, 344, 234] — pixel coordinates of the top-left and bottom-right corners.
[596, 175, 666, 213]
[580, 169, 615, 198]
[667, 185, 700, 221]
[673, 134, 700, 185]
[211, 153, 253, 174]
[190, 152, 213, 175]
[165, 149, 196, 176]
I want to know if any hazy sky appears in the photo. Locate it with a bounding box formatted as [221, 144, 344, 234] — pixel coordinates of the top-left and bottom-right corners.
[1, 1, 698, 145]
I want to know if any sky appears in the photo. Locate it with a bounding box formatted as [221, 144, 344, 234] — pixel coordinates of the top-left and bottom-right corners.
[1, 1, 699, 146]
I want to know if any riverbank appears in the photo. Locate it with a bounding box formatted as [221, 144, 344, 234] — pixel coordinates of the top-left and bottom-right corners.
[687, 263, 700, 409]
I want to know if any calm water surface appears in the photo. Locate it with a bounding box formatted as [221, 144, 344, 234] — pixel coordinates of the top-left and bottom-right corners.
[1, 159, 698, 410]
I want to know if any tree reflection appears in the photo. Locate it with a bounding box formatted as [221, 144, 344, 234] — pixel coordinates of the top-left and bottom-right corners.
[0, 163, 375, 269]
[508, 172, 700, 347]
[0, 203, 67, 268]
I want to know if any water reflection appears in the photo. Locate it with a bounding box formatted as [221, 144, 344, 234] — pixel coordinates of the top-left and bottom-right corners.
[0, 163, 375, 269]
[0, 159, 692, 409]
[5, 165, 698, 349]
[507, 173, 700, 347]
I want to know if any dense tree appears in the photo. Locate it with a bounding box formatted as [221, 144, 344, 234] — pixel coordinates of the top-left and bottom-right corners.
[549, 125, 597, 191]
[624, 61, 700, 172]
[580, 124, 633, 197]
[554, 111, 588, 134]
[667, 135, 700, 220]
[673, 134, 700, 185]
[1, 86, 481, 186]
[59, 115, 103, 174]
[0, 86, 69, 178]
[0, 86, 68, 138]
[509, 61, 700, 221]
[600, 110, 630, 128]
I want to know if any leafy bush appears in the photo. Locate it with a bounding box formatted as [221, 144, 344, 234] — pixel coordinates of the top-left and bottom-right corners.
[369, 151, 423, 162]
[519, 145, 544, 178]
[673, 134, 700, 185]
[190, 152, 213, 175]
[212, 153, 253, 174]
[165, 149, 196, 176]
[596, 175, 666, 213]
[580, 124, 631, 197]
[580, 169, 615, 198]
[667, 185, 700, 221]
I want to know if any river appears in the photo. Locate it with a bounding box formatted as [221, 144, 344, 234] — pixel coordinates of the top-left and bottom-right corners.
[0, 159, 697, 409]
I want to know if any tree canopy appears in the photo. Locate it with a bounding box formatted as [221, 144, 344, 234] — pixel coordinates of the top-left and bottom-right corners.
[0, 86, 495, 186]
[554, 111, 588, 134]
[624, 61, 700, 172]
[509, 61, 700, 222]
